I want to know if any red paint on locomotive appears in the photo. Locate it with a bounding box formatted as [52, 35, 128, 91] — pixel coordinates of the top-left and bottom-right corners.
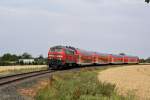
[48, 45, 139, 69]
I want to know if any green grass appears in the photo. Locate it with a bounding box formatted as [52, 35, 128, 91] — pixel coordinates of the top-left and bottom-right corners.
[35, 67, 135, 100]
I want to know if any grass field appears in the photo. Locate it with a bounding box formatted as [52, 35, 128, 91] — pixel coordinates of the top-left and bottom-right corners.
[35, 66, 134, 100]
[98, 65, 150, 100]
[0, 65, 48, 77]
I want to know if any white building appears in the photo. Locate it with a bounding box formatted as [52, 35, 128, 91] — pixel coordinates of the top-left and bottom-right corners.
[19, 59, 35, 64]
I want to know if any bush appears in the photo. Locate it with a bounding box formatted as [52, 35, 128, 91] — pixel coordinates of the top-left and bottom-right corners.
[0, 61, 17, 66]
[35, 70, 130, 100]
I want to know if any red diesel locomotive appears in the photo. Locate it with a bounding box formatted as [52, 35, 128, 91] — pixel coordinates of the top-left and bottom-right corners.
[48, 45, 139, 69]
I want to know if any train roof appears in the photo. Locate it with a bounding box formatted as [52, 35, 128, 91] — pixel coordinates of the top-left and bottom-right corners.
[110, 54, 124, 57]
[50, 45, 76, 51]
[110, 54, 138, 58]
[50, 45, 139, 58]
[124, 55, 139, 58]
[76, 49, 94, 55]
[50, 45, 65, 49]
[95, 52, 109, 56]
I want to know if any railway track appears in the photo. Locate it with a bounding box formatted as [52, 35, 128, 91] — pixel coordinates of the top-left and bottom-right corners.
[0, 64, 139, 88]
[0, 70, 53, 87]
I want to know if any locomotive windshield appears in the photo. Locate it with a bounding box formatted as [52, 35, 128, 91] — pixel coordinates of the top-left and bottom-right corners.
[65, 49, 74, 55]
[50, 48, 62, 52]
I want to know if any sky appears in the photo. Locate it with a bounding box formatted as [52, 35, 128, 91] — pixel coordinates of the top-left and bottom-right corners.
[0, 0, 149, 58]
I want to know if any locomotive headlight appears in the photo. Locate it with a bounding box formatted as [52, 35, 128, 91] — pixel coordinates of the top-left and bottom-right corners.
[49, 55, 54, 57]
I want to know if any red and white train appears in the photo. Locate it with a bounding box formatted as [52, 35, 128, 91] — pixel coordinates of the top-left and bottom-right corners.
[48, 45, 139, 69]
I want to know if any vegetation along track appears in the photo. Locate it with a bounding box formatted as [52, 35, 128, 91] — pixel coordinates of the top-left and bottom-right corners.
[0, 70, 53, 87]
[0, 64, 141, 88]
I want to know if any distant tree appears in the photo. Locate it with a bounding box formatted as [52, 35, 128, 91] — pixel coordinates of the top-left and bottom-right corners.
[119, 53, 126, 56]
[11, 54, 19, 61]
[1, 53, 18, 61]
[34, 54, 46, 65]
[21, 52, 32, 59]
[145, 57, 150, 63]
[139, 58, 146, 63]
[38, 54, 44, 59]
[0, 56, 1, 61]
[18, 55, 22, 59]
[1, 53, 11, 61]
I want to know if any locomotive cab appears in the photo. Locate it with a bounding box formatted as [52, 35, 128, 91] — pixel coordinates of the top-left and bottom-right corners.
[48, 46, 77, 69]
[48, 46, 65, 69]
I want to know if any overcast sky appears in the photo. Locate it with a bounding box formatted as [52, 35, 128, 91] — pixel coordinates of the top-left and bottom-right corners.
[0, 0, 149, 58]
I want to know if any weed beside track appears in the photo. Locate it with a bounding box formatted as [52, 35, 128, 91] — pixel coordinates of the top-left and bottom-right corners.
[35, 67, 134, 100]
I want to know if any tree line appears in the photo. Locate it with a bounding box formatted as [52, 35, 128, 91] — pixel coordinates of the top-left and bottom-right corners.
[140, 57, 150, 63]
[0, 53, 47, 66]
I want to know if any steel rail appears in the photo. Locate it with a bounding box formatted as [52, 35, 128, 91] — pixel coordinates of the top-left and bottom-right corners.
[0, 70, 53, 86]
[0, 70, 48, 79]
